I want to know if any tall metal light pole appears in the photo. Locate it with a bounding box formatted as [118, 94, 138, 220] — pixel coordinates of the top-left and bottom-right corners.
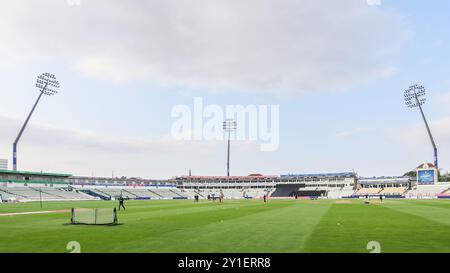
[13, 73, 60, 171]
[223, 119, 237, 177]
[404, 84, 438, 168]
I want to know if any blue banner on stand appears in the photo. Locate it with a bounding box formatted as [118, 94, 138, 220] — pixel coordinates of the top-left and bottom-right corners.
[418, 170, 435, 185]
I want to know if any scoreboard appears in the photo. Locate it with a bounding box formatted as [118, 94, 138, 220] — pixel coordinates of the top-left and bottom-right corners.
[417, 169, 437, 185]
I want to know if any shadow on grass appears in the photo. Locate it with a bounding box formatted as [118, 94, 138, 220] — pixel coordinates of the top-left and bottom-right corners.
[62, 223, 124, 227]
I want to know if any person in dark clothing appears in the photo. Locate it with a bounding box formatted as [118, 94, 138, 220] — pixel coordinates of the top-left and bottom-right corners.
[379, 195, 383, 203]
[118, 196, 126, 210]
[263, 194, 267, 203]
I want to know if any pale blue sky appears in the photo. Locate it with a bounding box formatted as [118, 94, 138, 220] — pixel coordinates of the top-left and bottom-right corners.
[0, 0, 449, 178]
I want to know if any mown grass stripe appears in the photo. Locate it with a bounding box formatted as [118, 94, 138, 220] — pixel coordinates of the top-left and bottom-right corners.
[110, 201, 331, 253]
[303, 201, 450, 253]
[2, 199, 450, 253]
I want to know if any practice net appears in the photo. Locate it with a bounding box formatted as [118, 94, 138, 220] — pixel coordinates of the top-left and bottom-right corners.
[70, 208, 117, 225]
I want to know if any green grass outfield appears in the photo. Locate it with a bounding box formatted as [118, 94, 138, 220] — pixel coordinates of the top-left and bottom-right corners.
[1, 198, 450, 253]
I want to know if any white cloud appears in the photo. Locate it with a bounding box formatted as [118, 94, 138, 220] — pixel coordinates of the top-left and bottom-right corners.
[389, 116, 450, 171]
[0, 114, 261, 178]
[0, 0, 410, 94]
[0, 114, 216, 155]
[392, 116, 450, 146]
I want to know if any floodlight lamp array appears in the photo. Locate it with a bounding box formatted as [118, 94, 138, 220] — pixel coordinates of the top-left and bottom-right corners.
[404, 84, 426, 108]
[223, 119, 237, 132]
[36, 73, 60, 96]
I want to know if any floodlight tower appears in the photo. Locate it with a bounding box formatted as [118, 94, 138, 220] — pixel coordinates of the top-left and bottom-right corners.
[13, 73, 60, 171]
[404, 84, 438, 168]
[223, 119, 237, 177]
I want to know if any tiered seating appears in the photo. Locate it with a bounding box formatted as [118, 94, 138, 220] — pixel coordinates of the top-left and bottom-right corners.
[183, 189, 226, 199]
[326, 189, 355, 198]
[223, 189, 242, 198]
[242, 189, 271, 198]
[354, 188, 382, 195]
[229, 190, 244, 198]
[180, 189, 204, 198]
[3, 187, 60, 200]
[271, 184, 301, 197]
[42, 188, 96, 200]
[2, 186, 275, 201]
[88, 189, 112, 199]
[0, 187, 20, 201]
[0, 187, 96, 201]
[171, 188, 194, 198]
[94, 188, 136, 199]
[150, 188, 181, 198]
[380, 187, 406, 195]
[144, 190, 164, 199]
[196, 190, 215, 198]
[84, 187, 196, 199]
[35, 187, 95, 200]
[193, 188, 270, 199]
[122, 188, 160, 198]
[406, 185, 450, 198]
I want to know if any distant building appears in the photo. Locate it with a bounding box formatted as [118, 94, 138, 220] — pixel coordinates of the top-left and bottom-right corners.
[0, 159, 7, 170]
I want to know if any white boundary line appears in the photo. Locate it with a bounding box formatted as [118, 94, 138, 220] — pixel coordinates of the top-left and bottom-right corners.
[0, 210, 69, 217]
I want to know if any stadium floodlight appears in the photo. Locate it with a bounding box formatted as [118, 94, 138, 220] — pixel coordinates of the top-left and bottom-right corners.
[404, 84, 438, 168]
[223, 119, 237, 177]
[12, 73, 60, 171]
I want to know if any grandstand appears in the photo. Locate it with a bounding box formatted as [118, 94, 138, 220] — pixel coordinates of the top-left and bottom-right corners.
[0, 170, 95, 202]
[150, 188, 184, 199]
[355, 176, 411, 197]
[0, 169, 71, 184]
[174, 172, 357, 199]
[380, 187, 407, 196]
[0, 187, 95, 202]
[194, 188, 270, 199]
[73, 186, 187, 200]
[354, 187, 382, 196]
[92, 188, 136, 199]
[122, 188, 161, 199]
[276, 172, 356, 198]
[271, 184, 301, 197]
[353, 176, 450, 198]
[326, 188, 356, 199]
[4, 168, 450, 203]
[406, 184, 450, 199]
[175, 174, 277, 199]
